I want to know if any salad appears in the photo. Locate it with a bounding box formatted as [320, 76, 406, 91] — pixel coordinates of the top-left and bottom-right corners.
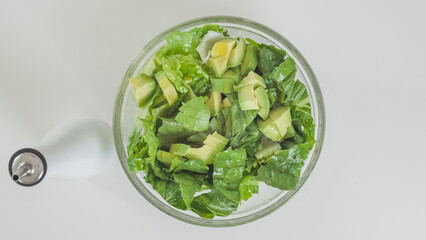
[127, 25, 315, 218]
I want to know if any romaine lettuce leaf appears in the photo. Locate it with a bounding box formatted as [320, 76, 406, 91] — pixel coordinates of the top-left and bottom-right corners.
[255, 142, 314, 190]
[223, 94, 259, 137]
[192, 190, 239, 217]
[145, 165, 186, 210]
[158, 55, 188, 93]
[174, 159, 209, 174]
[239, 172, 259, 201]
[229, 122, 261, 157]
[157, 118, 195, 148]
[157, 24, 227, 59]
[258, 45, 286, 76]
[213, 148, 247, 202]
[175, 96, 210, 131]
[173, 172, 204, 208]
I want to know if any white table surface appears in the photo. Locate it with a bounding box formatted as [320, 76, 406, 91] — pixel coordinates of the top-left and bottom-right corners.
[1, 0, 425, 239]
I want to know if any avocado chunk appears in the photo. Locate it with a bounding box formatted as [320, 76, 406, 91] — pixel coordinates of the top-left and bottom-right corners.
[203, 131, 229, 150]
[205, 92, 222, 116]
[228, 37, 247, 67]
[241, 44, 258, 76]
[196, 31, 226, 63]
[269, 106, 292, 138]
[170, 143, 190, 156]
[155, 71, 178, 105]
[143, 59, 157, 76]
[156, 150, 178, 165]
[222, 97, 232, 108]
[211, 69, 241, 93]
[185, 145, 218, 165]
[284, 124, 296, 139]
[257, 118, 281, 141]
[238, 84, 259, 111]
[255, 141, 282, 160]
[208, 38, 237, 78]
[129, 73, 156, 107]
[184, 132, 228, 165]
[254, 87, 270, 120]
[235, 71, 266, 90]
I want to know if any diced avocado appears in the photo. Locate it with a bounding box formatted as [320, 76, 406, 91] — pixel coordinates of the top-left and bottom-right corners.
[205, 92, 222, 116]
[185, 145, 218, 165]
[222, 97, 232, 108]
[186, 132, 209, 145]
[257, 118, 281, 141]
[269, 106, 292, 138]
[208, 38, 237, 78]
[196, 31, 226, 63]
[284, 124, 295, 139]
[210, 38, 237, 58]
[142, 59, 157, 76]
[235, 71, 266, 90]
[184, 132, 228, 165]
[170, 143, 190, 156]
[155, 71, 178, 105]
[156, 150, 178, 165]
[228, 37, 247, 67]
[241, 44, 258, 76]
[129, 73, 156, 107]
[222, 69, 241, 80]
[254, 87, 270, 120]
[211, 69, 241, 93]
[255, 141, 282, 160]
[203, 131, 228, 150]
[238, 85, 259, 111]
[211, 78, 235, 93]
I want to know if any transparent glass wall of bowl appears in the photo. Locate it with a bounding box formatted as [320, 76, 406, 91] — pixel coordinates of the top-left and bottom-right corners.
[113, 16, 325, 227]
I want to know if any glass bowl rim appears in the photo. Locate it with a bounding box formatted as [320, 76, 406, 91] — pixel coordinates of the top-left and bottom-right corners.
[113, 15, 326, 227]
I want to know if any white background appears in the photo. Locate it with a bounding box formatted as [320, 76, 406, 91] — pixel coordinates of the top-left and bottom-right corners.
[1, 0, 425, 239]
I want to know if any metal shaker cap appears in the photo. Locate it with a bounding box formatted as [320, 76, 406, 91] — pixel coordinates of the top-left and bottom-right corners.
[9, 148, 47, 186]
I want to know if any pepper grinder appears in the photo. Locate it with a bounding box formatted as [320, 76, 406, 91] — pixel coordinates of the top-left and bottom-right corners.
[9, 119, 114, 186]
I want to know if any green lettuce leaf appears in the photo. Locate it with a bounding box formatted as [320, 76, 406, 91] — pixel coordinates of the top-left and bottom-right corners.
[169, 157, 185, 172]
[190, 197, 215, 219]
[209, 111, 225, 135]
[213, 148, 247, 202]
[192, 190, 239, 217]
[270, 57, 296, 84]
[255, 142, 314, 190]
[145, 165, 186, 210]
[151, 94, 185, 119]
[157, 118, 195, 148]
[127, 119, 159, 173]
[229, 122, 261, 157]
[239, 172, 259, 201]
[258, 45, 286, 76]
[174, 159, 209, 174]
[156, 24, 227, 59]
[223, 94, 258, 137]
[178, 55, 211, 96]
[175, 96, 210, 131]
[173, 172, 205, 208]
[158, 55, 188, 93]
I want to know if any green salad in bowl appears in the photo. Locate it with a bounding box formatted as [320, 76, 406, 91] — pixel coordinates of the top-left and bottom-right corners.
[126, 24, 315, 219]
[114, 16, 324, 226]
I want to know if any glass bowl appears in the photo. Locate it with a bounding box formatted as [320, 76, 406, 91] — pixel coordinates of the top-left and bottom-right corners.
[113, 16, 325, 227]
